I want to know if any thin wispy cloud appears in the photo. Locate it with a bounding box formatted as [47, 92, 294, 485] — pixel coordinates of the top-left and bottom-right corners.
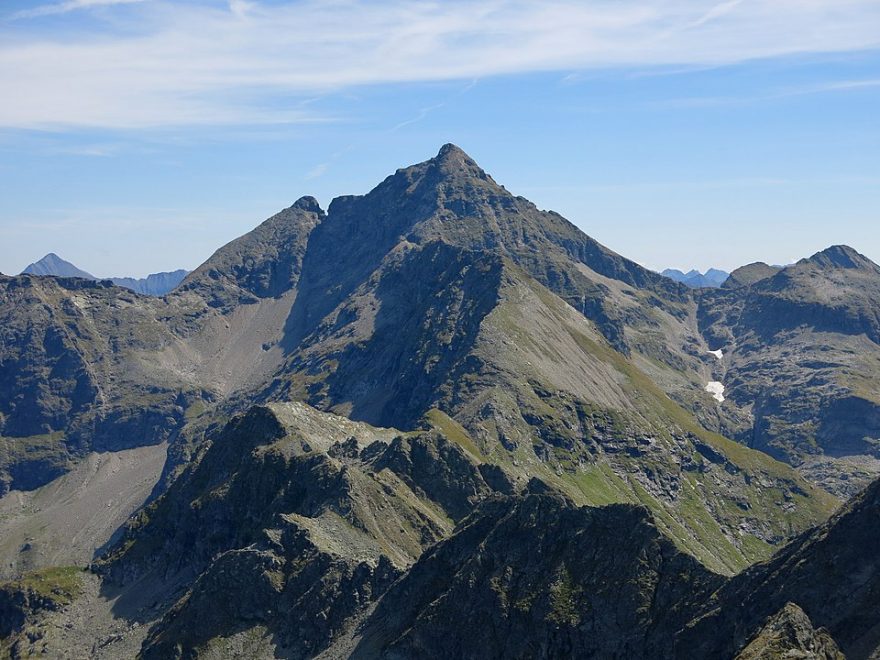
[10, 0, 147, 20]
[390, 79, 478, 132]
[1, 0, 879, 129]
[681, 0, 743, 31]
[811, 79, 880, 93]
[655, 76, 880, 108]
[305, 163, 329, 180]
[53, 143, 121, 157]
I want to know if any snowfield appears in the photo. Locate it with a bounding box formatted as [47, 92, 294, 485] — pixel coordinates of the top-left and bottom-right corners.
[706, 381, 725, 403]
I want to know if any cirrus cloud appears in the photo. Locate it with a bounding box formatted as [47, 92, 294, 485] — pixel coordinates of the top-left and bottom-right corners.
[1, 0, 879, 129]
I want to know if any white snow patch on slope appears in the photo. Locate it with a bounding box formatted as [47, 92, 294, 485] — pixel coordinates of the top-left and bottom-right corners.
[707, 349, 723, 360]
[705, 381, 725, 403]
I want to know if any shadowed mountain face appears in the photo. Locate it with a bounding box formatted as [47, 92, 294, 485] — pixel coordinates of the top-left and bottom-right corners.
[98, 402, 513, 659]
[347, 472, 880, 660]
[352, 494, 723, 660]
[0, 199, 324, 493]
[85, 401, 878, 659]
[678, 476, 880, 659]
[0, 276, 206, 492]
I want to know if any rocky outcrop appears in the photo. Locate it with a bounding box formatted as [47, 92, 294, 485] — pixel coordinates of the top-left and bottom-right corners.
[178, 196, 323, 310]
[679, 477, 880, 659]
[347, 474, 880, 660]
[352, 494, 723, 659]
[0, 567, 82, 653]
[735, 603, 844, 660]
[100, 402, 511, 657]
[139, 533, 400, 659]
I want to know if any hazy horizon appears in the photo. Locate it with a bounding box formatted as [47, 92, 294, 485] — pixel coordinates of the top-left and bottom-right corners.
[7, 189, 865, 281]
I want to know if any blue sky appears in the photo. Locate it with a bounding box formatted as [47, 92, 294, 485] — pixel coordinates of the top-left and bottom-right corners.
[1, 1, 879, 277]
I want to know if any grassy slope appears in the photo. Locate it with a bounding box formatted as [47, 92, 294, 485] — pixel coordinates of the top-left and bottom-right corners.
[429, 273, 839, 575]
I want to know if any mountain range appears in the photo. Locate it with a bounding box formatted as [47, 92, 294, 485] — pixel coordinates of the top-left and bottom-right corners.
[661, 267, 730, 288]
[1, 144, 879, 658]
[21, 253, 188, 296]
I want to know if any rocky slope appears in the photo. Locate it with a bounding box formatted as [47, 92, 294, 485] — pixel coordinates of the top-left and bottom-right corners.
[8, 468, 878, 659]
[340, 472, 880, 660]
[0, 443, 166, 579]
[97, 402, 512, 658]
[0, 198, 326, 492]
[679, 474, 880, 659]
[697, 245, 880, 494]
[282, 144, 694, 360]
[0, 566, 84, 656]
[351, 494, 723, 659]
[266, 236, 836, 573]
[0, 275, 206, 492]
[177, 195, 323, 312]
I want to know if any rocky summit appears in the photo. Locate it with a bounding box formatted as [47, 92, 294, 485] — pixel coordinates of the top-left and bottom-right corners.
[1, 145, 879, 658]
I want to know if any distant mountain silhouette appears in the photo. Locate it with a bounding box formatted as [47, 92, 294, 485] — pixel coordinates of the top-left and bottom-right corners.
[22, 253, 94, 279]
[21, 253, 187, 296]
[661, 267, 729, 288]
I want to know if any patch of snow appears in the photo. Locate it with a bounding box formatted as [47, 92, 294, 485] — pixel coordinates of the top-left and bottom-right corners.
[707, 348, 723, 360]
[705, 381, 725, 403]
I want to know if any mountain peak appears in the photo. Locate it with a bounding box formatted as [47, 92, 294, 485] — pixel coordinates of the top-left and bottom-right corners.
[722, 262, 780, 288]
[179, 195, 324, 304]
[430, 143, 490, 180]
[804, 245, 877, 271]
[436, 142, 469, 160]
[22, 253, 94, 279]
[291, 195, 323, 213]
